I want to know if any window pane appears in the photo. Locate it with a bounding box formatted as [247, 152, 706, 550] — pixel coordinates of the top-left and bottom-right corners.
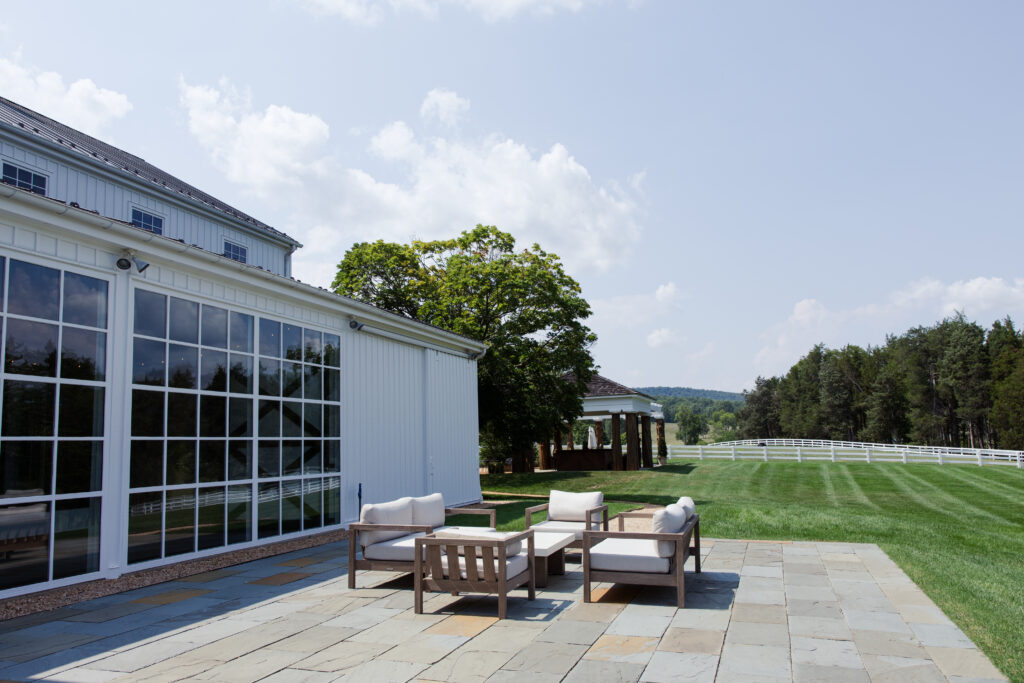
[303, 440, 322, 475]
[324, 369, 340, 403]
[258, 482, 280, 539]
[56, 441, 103, 494]
[324, 405, 340, 439]
[324, 477, 341, 525]
[8, 260, 60, 320]
[229, 398, 252, 437]
[258, 357, 280, 396]
[304, 403, 322, 438]
[228, 441, 252, 480]
[63, 272, 108, 328]
[230, 313, 253, 353]
[282, 441, 302, 476]
[229, 354, 252, 394]
[258, 441, 280, 478]
[131, 390, 164, 437]
[201, 306, 228, 348]
[324, 334, 340, 367]
[282, 480, 302, 533]
[199, 396, 226, 437]
[166, 440, 196, 485]
[0, 440, 52, 497]
[324, 440, 340, 473]
[130, 440, 163, 488]
[133, 338, 166, 386]
[304, 365, 322, 401]
[61, 328, 106, 381]
[259, 319, 280, 357]
[304, 479, 322, 530]
[58, 385, 105, 437]
[258, 400, 280, 437]
[168, 344, 198, 389]
[282, 402, 302, 437]
[282, 324, 302, 361]
[128, 492, 162, 564]
[227, 484, 251, 544]
[197, 486, 225, 550]
[164, 490, 195, 556]
[134, 290, 166, 338]
[5, 318, 58, 377]
[282, 361, 302, 398]
[199, 441, 225, 483]
[53, 497, 101, 579]
[2, 381, 55, 436]
[169, 298, 199, 344]
[167, 393, 197, 437]
[0, 502, 50, 588]
[304, 329, 322, 364]
[0, 255, 5, 311]
[200, 350, 227, 392]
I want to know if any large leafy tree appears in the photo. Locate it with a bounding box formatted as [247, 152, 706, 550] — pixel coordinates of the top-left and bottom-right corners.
[332, 225, 596, 470]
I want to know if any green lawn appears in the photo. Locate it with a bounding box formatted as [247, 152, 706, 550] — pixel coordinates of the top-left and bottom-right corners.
[480, 460, 1024, 681]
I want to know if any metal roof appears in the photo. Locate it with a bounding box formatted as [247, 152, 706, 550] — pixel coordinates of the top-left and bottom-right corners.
[0, 96, 300, 247]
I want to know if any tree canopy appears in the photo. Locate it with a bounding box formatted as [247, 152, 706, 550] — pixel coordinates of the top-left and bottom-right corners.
[332, 225, 597, 468]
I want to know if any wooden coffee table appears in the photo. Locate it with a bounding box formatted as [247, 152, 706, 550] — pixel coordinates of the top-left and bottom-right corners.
[532, 531, 576, 587]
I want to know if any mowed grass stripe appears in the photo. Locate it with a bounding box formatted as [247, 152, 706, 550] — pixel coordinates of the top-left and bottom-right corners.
[482, 460, 1024, 680]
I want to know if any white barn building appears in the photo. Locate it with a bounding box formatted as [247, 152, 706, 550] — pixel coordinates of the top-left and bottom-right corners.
[0, 97, 485, 598]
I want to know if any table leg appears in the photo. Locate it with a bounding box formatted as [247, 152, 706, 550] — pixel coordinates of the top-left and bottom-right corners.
[535, 555, 549, 588]
[550, 548, 565, 576]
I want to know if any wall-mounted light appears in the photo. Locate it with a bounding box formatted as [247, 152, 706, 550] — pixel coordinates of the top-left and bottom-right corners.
[132, 256, 150, 273]
[116, 251, 150, 273]
[349, 319, 365, 331]
[115, 255, 132, 270]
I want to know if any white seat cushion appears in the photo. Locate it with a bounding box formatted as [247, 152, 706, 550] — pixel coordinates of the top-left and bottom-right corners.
[437, 553, 529, 580]
[362, 532, 425, 561]
[589, 538, 670, 574]
[549, 489, 603, 522]
[359, 497, 413, 546]
[530, 519, 589, 540]
[652, 504, 686, 557]
[411, 493, 446, 528]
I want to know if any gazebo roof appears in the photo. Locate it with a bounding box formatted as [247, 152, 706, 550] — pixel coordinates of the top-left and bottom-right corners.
[565, 373, 660, 417]
[582, 374, 655, 400]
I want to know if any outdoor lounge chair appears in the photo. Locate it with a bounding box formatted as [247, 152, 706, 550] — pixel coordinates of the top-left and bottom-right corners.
[524, 489, 609, 549]
[581, 498, 700, 608]
[414, 528, 535, 619]
[348, 493, 496, 588]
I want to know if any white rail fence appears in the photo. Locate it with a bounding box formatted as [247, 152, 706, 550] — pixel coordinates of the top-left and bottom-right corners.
[668, 439, 1023, 468]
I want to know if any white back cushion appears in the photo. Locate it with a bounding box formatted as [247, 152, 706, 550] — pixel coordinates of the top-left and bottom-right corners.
[411, 493, 446, 528]
[676, 496, 696, 520]
[652, 503, 686, 557]
[548, 489, 603, 522]
[359, 497, 413, 546]
[433, 528, 522, 556]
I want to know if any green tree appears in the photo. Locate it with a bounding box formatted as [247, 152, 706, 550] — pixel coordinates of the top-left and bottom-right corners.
[738, 376, 781, 439]
[675, 405, 708, 445]
[332, 225, 596, 471]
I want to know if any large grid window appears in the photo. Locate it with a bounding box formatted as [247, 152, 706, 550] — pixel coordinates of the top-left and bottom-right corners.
[131, 209, 163, 235]
[127, 289, 341, 565]
[2, 163, 47, 196]
[0, 257, 108, 591]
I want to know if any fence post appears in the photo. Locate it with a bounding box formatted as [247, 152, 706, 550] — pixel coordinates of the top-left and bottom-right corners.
[797, 446, 802, 463]
[902, 449, 907, 464]
[866, 447, 871, 464]
[938, 451, 944, 466]
[731, 445, 736, 461]
[763, 446, 768, 462]
[830, 445, 835, 463]
[977, 451, 983, 467]
[1018, 452, 1022, 469]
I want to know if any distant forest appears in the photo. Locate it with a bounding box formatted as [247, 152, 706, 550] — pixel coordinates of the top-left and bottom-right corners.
[636, 386, 745, 402]
[737, 313, 1024, 450]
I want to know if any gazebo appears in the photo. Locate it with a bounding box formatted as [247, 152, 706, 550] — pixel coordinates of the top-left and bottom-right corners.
[540, 375, 665, 471]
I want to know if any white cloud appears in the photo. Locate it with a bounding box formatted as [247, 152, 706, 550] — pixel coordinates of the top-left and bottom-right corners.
[301, 0, 612, 23]
[591, 282, 682, 330]
[420, 88, 470, 127]
[178, 78, 331, 196]
[655, 281, 679, 304]
[754, 276, 1024, 379]
[178, 80, 642, 286]
[646, 328, 673, 348]
[0, 57, 131, 140]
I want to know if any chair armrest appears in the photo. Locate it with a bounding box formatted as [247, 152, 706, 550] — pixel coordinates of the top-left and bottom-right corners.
[586, 505, 609, 531]
[524, 503, 548, 528]
[582, 514, 698, 550]
[349, 523, 434, 534]
[616, 509, 655, 531]
[445, 507, 496, 528]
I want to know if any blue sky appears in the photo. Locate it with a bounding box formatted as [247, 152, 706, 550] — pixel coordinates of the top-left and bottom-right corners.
[2, 1, 1022, 391]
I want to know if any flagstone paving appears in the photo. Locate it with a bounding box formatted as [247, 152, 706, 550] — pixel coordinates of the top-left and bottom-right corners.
[0, 538, 1007, 682]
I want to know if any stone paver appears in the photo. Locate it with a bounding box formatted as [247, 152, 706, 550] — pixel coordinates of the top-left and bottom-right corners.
[0, 536, 1007, 683]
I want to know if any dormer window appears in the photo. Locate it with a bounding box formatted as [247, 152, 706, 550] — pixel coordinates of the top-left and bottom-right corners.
[224, 241, 247, 264]
[131, 208, 163, 235]
[2, 162, 47, 195]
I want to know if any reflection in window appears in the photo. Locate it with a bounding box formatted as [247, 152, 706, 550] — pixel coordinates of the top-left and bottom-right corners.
[130, 441, 163, 488]
[58, 385, 105, 437]
[169, 298, 199, 344]
[199, 396, 226, 437]
[201, 306, 228, 349]
[229, 355, 252, 394]
[2, 381, 55, 436]
[134, 290, 166, 338]
[4, 318, 58, 376]
[53, 497, 101, 579]
[283, 324, 302, 360]
[63, 272, 108, 328]
[200, 350, 228, 392]
[324, 334, 340, 367]
[258, 482, 280, 538]
[8, 260, 59, 320]
[167, 393, 197, 437]
[61, 328, 106, 381]
[259, 320, 280, 357]
[197, 486, 225, 550]
[229, 398, 252, 438]
[128, 492, 162, 564]
[227, 484, 251, 544]
[282, 480, 302, 533]
[258, 400, 280, 437]
[164, 490, 195, 556]
[199, 441, 225, 483]
[131, 390, 164, 437]
[282, 441, 302, 476]
[167, 440, 196, 485]
[228, 441, 251, 480]
[0, 502, 50, 589]
[304, 329, 322, 364]
[168, 344, 198, 389]
[229, 312, 253, 353]
[258, 441, 280, 478]
[258, 358, 280, 396]
[304, 479, 322, 529]
[56, 441, 103, 494]
[133, 338, 166, 385]
[0, 440, 52, 497]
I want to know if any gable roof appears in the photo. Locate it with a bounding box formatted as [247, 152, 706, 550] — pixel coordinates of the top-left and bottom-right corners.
[572, 373, 655, 400]
[0, 96, 300, 248]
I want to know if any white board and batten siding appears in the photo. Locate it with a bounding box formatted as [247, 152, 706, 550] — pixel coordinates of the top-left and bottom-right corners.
[0, 138, 290, 275]
[342, 331, 482, 521]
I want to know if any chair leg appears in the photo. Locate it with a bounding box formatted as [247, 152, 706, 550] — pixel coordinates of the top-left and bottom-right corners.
[583, 579, 592, 603]
[498, 592, 507, 620]
[677, 568, 686, 609]
[414, 570, 423, 614]
[347, 531, 357, 589]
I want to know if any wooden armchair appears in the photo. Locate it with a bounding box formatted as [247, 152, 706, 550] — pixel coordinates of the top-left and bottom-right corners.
[524, 489, 609, 549]
[414, 529, 535, 619]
